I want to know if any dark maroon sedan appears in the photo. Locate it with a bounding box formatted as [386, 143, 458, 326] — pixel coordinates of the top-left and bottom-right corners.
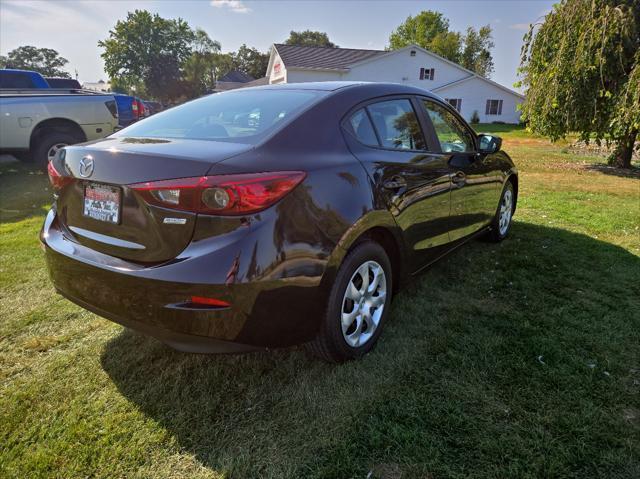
[42, 82, 517, 362]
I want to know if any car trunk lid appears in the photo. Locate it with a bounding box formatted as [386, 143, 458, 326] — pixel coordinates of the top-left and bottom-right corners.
[56, 136, 253, 263]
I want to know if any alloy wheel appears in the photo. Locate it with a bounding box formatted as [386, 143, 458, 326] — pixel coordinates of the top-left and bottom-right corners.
[341, 260, 387, 348]
[47, 143, 68, 162]
[499, 188, 513, 235]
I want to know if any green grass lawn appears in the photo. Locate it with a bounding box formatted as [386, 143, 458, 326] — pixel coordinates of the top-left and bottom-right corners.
[1, 128, 639, 478]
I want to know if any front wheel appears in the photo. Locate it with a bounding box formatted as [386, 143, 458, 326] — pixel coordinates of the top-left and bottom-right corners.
[306, 241, 393, 363]
[486, 181, 515, 242]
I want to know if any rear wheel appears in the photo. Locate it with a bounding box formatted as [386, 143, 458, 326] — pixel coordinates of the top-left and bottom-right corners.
[31, 130, 80, 168]
[306, 241, 392, 362]
[486, 180, 515, 242]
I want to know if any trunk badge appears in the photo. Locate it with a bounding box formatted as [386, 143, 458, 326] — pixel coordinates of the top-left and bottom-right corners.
[163, 218, 187, 225]
[79, 156, 94, 178]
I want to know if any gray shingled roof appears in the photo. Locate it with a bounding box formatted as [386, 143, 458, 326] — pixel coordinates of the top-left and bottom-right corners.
[218, 70, 255, 83]
[273, 44, 386, 70]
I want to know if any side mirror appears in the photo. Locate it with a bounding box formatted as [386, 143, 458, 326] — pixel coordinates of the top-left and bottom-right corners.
[478, 134, 502, 154]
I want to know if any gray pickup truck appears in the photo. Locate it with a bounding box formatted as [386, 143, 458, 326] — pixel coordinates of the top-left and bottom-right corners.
[0, 69, 119, 166]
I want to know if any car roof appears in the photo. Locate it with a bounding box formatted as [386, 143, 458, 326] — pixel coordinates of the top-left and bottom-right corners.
[232, 81, 442, 99]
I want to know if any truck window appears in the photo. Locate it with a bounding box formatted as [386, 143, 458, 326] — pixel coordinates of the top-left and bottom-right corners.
[0, 71, 37, 88]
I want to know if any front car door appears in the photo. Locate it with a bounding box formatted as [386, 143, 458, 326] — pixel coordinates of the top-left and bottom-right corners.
[342, 97, 452, 270]
[419, 99, 501, 241]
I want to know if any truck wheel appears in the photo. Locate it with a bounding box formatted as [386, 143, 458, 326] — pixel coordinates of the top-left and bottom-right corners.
[32, 131, 79, 169]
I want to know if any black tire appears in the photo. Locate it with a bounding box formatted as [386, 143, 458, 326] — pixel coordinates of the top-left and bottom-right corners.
[306, 240, 393, 363]
[485, 180, 515, 242]
[13, 151, 32, 162]
[31, 130, 79, 169]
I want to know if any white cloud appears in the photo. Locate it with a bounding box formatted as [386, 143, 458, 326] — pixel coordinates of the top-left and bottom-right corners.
[509, 23, 531, 32]
[210, 0, 251, 14]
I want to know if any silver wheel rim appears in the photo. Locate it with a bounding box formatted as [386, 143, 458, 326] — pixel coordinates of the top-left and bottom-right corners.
[341, 260, 387, 348]
[498, 188, 513, 235]
[47, 143, 67, 161]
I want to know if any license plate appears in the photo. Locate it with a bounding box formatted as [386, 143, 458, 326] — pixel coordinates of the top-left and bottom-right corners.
[83, 183, 121, 224]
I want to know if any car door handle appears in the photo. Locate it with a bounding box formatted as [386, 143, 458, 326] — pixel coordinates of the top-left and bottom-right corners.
[451, 171, 466, 186]
[383, 177, 406, 190]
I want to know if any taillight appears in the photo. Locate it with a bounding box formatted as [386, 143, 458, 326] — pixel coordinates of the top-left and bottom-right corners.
[47, 160, 73, 190]
[131, 100, 139, 119]
[130, 171, 306, 215]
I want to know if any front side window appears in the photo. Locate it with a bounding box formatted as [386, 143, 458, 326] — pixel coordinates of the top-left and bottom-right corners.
[486, 99, 503, 115]
[366, 99, 426, 150]
[422, 100, 475, 153]
[115, 89, 325, 143]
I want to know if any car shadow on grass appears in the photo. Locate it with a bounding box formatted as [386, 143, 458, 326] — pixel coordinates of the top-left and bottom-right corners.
[100, 222, 640, 478]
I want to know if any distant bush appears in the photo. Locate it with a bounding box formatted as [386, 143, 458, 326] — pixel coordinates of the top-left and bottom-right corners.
[470, 110, 480, 124]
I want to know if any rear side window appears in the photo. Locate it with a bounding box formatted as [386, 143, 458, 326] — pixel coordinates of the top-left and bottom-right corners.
[347, 109, 378, 146]
[0, 71, 35, 88]
[116, 89, 325, 143]
[366, 99, 426, 150]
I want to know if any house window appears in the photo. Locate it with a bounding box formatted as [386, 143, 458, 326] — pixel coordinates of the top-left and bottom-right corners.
[410, 50, 416, 57]
[419, 68, 435, 80]
[445, 98, 462, 112]
[486, 99, 503, 115]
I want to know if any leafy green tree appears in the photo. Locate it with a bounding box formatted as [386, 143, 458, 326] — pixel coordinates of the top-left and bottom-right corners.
[285, 30, 337, 48]
[519, 0, 639, 168]
[2, 46, 70, 77]
[232, 44, 269, 79]
[388, 11, 450, 50]
[387, 11, 494, 77]
[99, 10, 195, 101]
[183, 28, 221, 96]
[461, 26, 494, 77]
[428, 31, 462, 64]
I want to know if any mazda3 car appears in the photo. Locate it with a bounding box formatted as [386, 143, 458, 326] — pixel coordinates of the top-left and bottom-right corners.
[42, 82, 517, 362]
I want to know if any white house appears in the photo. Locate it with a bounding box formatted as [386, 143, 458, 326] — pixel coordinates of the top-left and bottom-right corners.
[265, 43, 524, 124]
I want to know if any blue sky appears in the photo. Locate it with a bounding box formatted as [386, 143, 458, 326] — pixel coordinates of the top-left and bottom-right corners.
[0, 0, 555, 90]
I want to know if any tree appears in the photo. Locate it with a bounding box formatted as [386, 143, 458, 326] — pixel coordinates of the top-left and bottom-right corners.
[461, 26, 494, 78]
[388, 11, 450, 50]
[1, 46, 70, 77]
[387, 11, 494, 77]
[183, 28, 221, 96]
[99, 10, 195, 101]
[519, 0, 639, 168]
[429, 31, 462, 64]
[285, 30, 337, 48]
[232, 44, 269, 78]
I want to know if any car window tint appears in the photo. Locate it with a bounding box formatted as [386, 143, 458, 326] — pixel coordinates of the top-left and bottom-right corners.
[116, 90, 325, 144]
[422, 100, 475, 153]
[348, 109, 379, 146]
[0, 72, 35, 88]
[366, 99, 426, 150]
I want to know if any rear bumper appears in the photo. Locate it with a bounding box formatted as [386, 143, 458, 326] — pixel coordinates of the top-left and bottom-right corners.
[41, 208, 330, 352]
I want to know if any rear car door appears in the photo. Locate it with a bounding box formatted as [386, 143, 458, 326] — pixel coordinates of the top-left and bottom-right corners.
[419, 98, 499, 241]
[343, 97, 452, 270]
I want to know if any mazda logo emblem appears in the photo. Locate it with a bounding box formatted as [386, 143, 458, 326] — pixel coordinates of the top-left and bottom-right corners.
[79, 156, 94, 178]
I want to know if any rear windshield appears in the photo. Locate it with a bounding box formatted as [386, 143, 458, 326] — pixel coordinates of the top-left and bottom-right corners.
[114, 89, 325, 143]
